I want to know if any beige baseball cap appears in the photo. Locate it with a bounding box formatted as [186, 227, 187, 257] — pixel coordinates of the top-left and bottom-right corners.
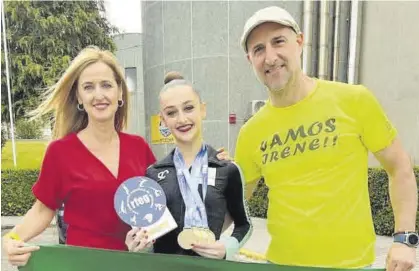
[240, 6, 301, 53]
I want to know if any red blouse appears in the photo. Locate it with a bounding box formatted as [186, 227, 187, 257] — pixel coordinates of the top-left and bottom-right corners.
[32, 132, 156, 250]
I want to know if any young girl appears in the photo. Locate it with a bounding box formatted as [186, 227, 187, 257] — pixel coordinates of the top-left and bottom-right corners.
[125, 72, 252, 260]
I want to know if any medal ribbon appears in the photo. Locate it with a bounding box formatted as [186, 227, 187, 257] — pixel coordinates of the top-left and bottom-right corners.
[174, 144, 209, 229]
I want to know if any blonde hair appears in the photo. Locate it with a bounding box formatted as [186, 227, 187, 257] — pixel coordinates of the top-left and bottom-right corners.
[30, 46, 129, 139]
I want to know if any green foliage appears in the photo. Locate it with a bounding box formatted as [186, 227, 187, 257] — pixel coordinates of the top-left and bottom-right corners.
[15, 119, 43, 139]
[248, 167, 419, 236]
[367, 167, 419, 235]
[1, 1, 119, 122]
[1, 169, 38, 216]
[1, 125, 7, 149]
[247, 179, 269, 218]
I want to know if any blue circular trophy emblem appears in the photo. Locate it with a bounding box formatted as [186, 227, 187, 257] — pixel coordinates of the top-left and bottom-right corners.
[114, 176, 167, 228]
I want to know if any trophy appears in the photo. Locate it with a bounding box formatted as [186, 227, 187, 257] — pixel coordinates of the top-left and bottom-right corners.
[114, 176, 177, 241]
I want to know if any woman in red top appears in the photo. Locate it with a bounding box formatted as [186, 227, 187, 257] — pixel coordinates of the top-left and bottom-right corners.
[3, 46, 156, 267]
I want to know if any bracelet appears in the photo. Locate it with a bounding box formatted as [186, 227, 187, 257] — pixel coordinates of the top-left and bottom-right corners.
[4, 231, 21, 241]
[392, 231, 417, 236]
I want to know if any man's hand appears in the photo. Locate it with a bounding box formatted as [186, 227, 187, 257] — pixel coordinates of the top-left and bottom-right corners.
[216, 147, 232, 161]
[386, 243, 416, 271]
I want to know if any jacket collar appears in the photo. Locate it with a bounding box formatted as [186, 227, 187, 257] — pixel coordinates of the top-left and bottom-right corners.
[153, 145, 227, 168]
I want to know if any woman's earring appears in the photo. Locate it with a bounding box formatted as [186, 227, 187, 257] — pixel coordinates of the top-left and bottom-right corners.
[77, 103, 84, 111]
[118, 100, 124, 107]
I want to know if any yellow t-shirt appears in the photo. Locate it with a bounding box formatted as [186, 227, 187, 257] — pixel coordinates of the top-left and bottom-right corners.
[234, 79, 397, 268]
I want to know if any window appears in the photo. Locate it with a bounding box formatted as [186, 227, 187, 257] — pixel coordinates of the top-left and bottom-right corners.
[125, 67, 137, 92]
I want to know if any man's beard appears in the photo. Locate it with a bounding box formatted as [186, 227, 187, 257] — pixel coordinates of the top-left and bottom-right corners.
[269, 83, 286, 93]
[268, 76, 290, 93]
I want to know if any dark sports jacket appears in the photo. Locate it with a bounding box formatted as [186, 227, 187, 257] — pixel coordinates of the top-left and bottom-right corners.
[146, 145, 252, 259]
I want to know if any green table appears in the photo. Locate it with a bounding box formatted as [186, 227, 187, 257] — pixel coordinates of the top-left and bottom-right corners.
[19, 245, 384, 271]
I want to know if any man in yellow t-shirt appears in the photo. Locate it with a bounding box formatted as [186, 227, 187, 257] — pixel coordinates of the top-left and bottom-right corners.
[235, 6, 418, 270]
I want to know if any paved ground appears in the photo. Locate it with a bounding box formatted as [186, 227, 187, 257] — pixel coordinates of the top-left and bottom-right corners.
[1, 216, 418, 271]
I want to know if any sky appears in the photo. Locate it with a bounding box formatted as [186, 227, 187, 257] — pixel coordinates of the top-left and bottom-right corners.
[104, 0, 142, 33]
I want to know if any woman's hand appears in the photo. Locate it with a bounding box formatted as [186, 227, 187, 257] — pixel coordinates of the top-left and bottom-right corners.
[192, 241, 226, 259]
[3, 237, 40, 266]
[125, 227, 153, 252]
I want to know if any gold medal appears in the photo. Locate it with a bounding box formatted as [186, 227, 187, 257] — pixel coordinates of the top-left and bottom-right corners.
[193, 228, 216, 245]
[192, 227, 203, 243]
[203, 228, 215, 244]
[178, 228, 196, 250]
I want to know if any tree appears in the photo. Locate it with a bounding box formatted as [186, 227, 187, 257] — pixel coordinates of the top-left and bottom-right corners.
[1, 1, 119, 123]
[1, 125, 7, 150]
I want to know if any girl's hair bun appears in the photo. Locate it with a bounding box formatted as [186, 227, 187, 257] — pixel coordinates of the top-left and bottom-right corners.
[164, 71, 184, 84]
